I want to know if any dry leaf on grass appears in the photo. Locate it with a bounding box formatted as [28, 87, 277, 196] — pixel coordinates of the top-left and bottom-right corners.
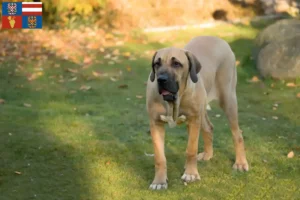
[110, 77, 117, 82]
[66, 68, 78, 73]
[123, 52, 131, 58]
[68, 77, 77, 82]
[80, 85, 91, 91]
[144, 152, 154, 157]
[235, 60, 240, 66]
[136, 95, 143, 99]
[83, 56, 92, 64]
[104, 54, 111, 59]
[215, 114, 221, 118]
[23, 103, 32, 107]
[118, 84, 128, 89]
[92, 71, 101, 77]
[272, 116, 278, 120]
[286, 82, 296, 87]
[296, 93, 300, 98]
[0, 99, 5, 104]
[287, 151, 294, 158]
[69, 90, 77, 94]
[126, 66, 132, 72]
[27, 72, 43, 81]
[14, 171, 22, 175]
[112, 49, 120, 56]
[248, 76, 260, 83]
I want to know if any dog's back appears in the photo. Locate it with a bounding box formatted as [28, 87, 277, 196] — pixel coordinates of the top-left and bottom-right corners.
[184, 36, 236, 103]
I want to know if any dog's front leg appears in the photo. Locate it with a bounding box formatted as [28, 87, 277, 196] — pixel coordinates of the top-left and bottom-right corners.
[149, 121, 168, 190]
[182, 117, 201, 182]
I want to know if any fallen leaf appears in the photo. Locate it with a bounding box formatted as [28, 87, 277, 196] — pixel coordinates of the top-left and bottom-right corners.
[67, 68, 78, 73]
[14, 171, 22, 175]
[80, 85, 92, 91]
[248, 76, 260, 83]
[110, 77, 117, 82]
[272, 107, 277, 110]
[296, 93, 300, 98]
[83, 56, 92, 64]
[235, 60, 240, 66]
[108, 61, 115, 65]
[136, 95, 143, 99]
[286, 82, 296, 87]
[54, 64, 60, 68]
[69, 90, 77, 94]
[0, 99, 5, 104]
[123, 52, 131, 58]
[106, 161, 111, 165]
[104, 54, 111, 59]
[126, 66, 132, 72]
[116, 41, 124, 46]
[215, 114, 221, 118]
[272, 116, 278, 120]
[23, 103, 32, 107]
[112, 49, 120, 56]
[287, 151, 294, 158]
[92, 71, 101, 77]
[270, 83, 275, 88]
[144, 152, 154, 157]
[118, 84, 128, 89]
[99, 48, 105, 53]
[27, 72, 43, 81]
[263, 159, 268, 163]
[273, 103, 279, 107]
[105, 33, 114, 39]
[262, 117, 266, 120]
[69, 77, 77, 82]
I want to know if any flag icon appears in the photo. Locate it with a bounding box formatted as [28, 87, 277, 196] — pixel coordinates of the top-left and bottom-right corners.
[22, 2, 42, 16]
[1, 2, 43, 29]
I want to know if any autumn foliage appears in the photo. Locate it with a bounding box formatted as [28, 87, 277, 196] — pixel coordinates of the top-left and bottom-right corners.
[0, 0, 258, 29]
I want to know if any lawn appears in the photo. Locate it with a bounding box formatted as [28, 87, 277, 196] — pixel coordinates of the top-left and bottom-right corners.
[0, 23, 299, 200]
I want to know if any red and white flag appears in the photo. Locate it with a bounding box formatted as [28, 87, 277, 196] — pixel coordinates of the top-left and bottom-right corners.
[22, 2, 42, 16]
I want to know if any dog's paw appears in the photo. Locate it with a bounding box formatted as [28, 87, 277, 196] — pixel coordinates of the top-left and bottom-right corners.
[181, 173, 200, 183]
[233, 160, 249, 172]
[149, 183, 168, 190]
[197, 152, 213, 161]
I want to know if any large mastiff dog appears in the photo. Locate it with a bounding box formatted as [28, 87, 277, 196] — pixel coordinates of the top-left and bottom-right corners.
[146, 36, 249, 190]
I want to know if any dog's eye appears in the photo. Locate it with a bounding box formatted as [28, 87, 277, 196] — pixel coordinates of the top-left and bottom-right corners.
[153, 62, 160, 68]
[173, 61, 182, 68]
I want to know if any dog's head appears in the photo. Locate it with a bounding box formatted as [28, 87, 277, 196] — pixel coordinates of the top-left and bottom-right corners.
[150, 48, 201, 102]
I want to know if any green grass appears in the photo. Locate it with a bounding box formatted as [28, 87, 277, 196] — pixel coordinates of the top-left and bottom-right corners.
[0, 24, 300, 200]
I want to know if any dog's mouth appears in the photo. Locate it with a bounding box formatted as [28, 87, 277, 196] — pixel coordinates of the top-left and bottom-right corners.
[159, 89, 177, 101]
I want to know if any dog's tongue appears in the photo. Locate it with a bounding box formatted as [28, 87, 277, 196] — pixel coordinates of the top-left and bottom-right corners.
[161, 90, 171, 96]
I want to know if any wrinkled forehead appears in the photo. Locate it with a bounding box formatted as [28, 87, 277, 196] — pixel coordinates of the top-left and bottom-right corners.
[155, 48, 188, 64]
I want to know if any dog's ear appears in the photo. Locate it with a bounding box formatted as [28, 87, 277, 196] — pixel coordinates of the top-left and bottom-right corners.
[185, 51, 201, 83]
[150, 51, 157, 82]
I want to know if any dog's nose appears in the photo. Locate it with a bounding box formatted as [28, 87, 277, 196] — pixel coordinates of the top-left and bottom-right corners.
[157, 74, 168, 84]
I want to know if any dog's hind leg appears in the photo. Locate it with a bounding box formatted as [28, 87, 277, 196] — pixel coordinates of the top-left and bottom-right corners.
[217, 66, 249, 171]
